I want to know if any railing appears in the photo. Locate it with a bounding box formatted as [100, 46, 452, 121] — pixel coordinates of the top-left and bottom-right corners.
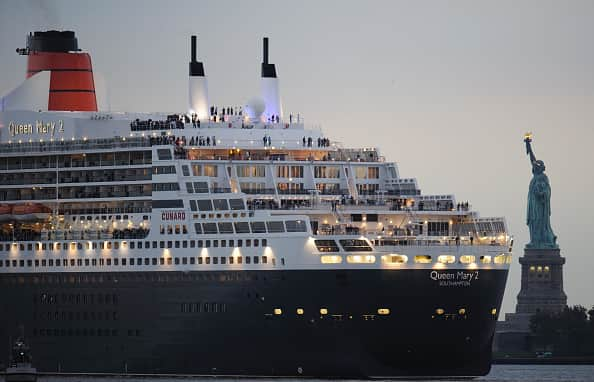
[0, 137, 151, 154]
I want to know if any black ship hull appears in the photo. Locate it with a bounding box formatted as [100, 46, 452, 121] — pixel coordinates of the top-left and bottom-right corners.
[0, 268, 507, 378]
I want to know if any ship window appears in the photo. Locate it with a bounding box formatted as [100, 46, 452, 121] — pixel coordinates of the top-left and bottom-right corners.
[197, 200, 213, 211]
[198, 257, 203, 264]
[182, 241, 188, 248]
[152, 241, 157, 248]
[266, 221, 285, 233]
[218, 222, 234, 234]
[213, 257, 218, 264]
[414, 255, 432, 264]
[202, 223, 218, 234]
[314, 240, 340, 253]
[459, 255, 475, 264]
[480, 255, 492, 264]
[213, 199, 229, 211]
[437, 255, 456, 264]
[175, 241, 180, 248]
[246, 239, 251, 247]
[213, 240, 219, 248]
[339, 239, 372, 252]
[382, 254, 408, 264]
[320, 255, 342, 264]
[159, 241, 165, 248]
[167, 258, 172, 265]
[494, 254, 510, 264]
[206, 257, 211, 265]
[194, 223, 203, 234]
[174, 258, 180, 265]
[190, 240, 195, 248]
[245, 256, 251, 264]
[190, 200, 197, 211]
[286, 220, 307, 232]
[262, 256, 267, 264]
[194, 182, 209, 193]
[237, 239, 242, 247]
[377, 308, 390, 315]
[182, 165, 190, 176]
[253, 256, 259, 264]
[229, 256, 234, 264]
[205, 240, 211, 248]
[229, 199, 245, 210]
[221, 240, 226, 247]
[234, 222, 250, 233]
[237, 256, 243, 264]
[254, 239, 259, 247]
[251, 221, 267, 233]
[157, 149, 172, 160]
[346, 255, 376, 264]
[229, 239, 234, 247]
[262, 239, 267, 247]
[130, 242, 135, 249]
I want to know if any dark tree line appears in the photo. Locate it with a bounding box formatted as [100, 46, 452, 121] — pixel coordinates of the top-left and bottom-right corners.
[530, 305, 594, 356]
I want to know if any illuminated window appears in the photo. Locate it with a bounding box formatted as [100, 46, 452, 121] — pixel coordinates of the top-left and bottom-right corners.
[459, 255, 475, 264]
[377, 308, 390, 315]
[273, 308, 282, 315]
[491, 308, 498, 316]
[320, 308, 328, 315]
[458, 308, 466, 315]
[382, 254, 408, 264]
[320, 255, 342, 264]
[437, 255, 455, 264]
[296, 308, 304, 315]
[494, 254, 509, 264]
[544, 266, 550, 272]
[435, 308, 444, 315]
[346, 255, 376, 264]
[414, 255, 432, 264]
[480, 255, 492, 264]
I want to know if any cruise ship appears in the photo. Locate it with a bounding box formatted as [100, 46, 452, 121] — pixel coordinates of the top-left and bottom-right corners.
[0, 30, 511, 378]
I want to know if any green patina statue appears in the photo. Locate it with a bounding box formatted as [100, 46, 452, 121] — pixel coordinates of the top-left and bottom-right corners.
[524, 133, 558, 249]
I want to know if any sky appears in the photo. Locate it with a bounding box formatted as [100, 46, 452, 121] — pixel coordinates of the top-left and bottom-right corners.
[1, 0, 593, 315]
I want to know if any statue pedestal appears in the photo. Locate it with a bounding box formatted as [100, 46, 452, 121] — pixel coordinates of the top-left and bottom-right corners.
[516, 248, 567, 314]
[494, 248, 567, 354]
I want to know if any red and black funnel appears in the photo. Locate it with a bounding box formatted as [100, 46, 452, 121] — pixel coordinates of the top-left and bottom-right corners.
[22, 30, 97, 112]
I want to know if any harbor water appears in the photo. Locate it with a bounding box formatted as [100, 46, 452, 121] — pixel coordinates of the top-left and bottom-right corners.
[6, 365, 594, 382]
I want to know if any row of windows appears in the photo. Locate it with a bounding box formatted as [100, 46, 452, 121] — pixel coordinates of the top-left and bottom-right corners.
[35, 310, 118, 321]
[195, 220, 307, 234]
[314, 239, 374, 252]
[181, 302, 226, 313]
[152, 182, 180, 192]
[189, 198, 245, 211]
[381, 253, 511, 265]
[2, 238, 268, 252]
[152, 165, 176, 174]
[188, 163, 218, 177]
[0, 254, 281, 268]
[185, 181, 209, 193]
[33, 328, 140, 337]
[37, 293, 117, 305]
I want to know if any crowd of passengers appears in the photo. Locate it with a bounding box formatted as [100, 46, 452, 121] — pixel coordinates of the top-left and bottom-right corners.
[0, 229, 40, 242]
[130, 114, 185, 131]
[302, 136, 330, 148]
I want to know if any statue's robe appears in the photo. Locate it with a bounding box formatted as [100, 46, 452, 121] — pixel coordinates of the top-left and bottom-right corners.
[527, 173, 557, 248]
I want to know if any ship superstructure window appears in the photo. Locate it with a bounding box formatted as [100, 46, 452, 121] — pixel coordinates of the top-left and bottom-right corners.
[202, 223, 218, 234]
[194, 223, 203, 234]
[153, 183, 180, 192]
[229, 199, 245, 210]
[203, 165, 218, 177]
[459, 255, 476, 264]
[314, 166, 340, 178]
[217, 222, 234, 234]
[191, 163, 202, 176]
[153, 199, 184, 208]
[181, 165, 190, 176]
[249, 221, 265, 233]
[285, 220, 307, 232]
[234, 222, 251, 233]
[266, 221, 285, 233]
[428, 222, 449, 236]
[186, 182, 194, 193]
[339, 239, 372, 252]
[157, 149, 172, 160]
[314, 240, 340, 253]
[194, 182, 209, 193]
[382, 254, 408, 264]
[152, 165, 176, 174]
[437, 255, 456, 264]
[414, 255, 432, 264]
[237, 165, 266, 177]
[213, 199, 229, 211]
[197, 200, 213, 211]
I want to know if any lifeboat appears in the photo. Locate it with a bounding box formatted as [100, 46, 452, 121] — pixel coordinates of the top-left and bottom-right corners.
[11, 203, 52, 221]
[0, 204, 12, 222]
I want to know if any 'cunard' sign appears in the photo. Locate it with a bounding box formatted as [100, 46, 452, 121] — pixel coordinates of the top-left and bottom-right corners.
[8, 120, 64, 137]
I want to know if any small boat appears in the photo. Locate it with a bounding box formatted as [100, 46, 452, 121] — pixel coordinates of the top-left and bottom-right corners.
[5, 338, 37, 382]
[11, 203, 51, 222]
[0, 204, 12, 222]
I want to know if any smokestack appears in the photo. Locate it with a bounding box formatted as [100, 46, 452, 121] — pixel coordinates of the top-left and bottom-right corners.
[260, 37, 282, 120]
[188, 35, 208, 120]
[24, 30, 97, 111]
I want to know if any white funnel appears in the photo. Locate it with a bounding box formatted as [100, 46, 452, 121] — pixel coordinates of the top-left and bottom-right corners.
[260, 37, 282, 121]
[188, 35, 209, 120]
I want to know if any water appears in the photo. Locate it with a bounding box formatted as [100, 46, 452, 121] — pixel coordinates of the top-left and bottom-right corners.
[14, 365, 594, 382]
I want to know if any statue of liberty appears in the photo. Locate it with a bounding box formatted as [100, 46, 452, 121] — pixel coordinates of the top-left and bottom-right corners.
[524, 133, 558, 249]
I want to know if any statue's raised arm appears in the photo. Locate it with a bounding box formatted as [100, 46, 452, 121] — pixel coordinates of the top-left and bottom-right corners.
[524, 132, 537, 164]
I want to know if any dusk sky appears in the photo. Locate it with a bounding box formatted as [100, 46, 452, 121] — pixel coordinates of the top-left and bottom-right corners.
[1, 0, 593, 315]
